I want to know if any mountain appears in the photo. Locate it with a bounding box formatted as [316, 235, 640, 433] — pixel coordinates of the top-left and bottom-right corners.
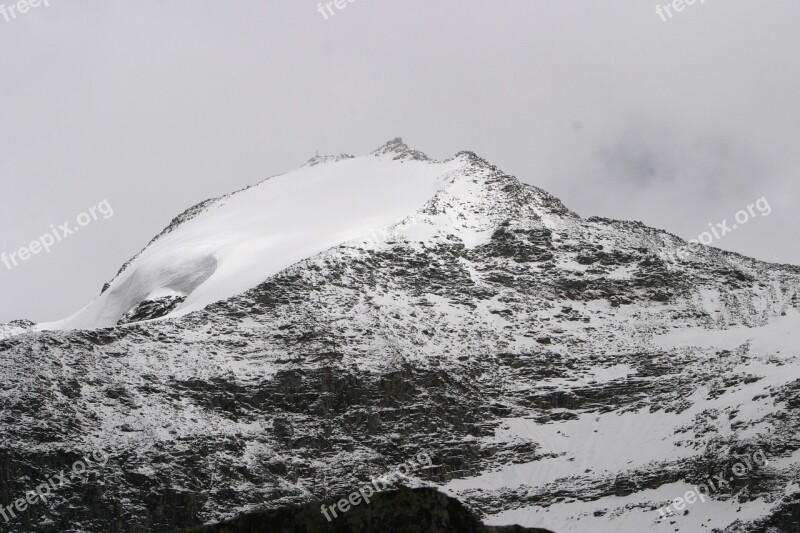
[1, 139, 799, 532]
[41, 138, 464, 331]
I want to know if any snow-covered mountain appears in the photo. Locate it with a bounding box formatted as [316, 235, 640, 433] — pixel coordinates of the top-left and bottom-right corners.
[2, 139, 799, 532]
[42, 139, 463, 330]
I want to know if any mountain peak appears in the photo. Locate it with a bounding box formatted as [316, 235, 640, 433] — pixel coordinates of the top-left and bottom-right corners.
[372, 137, 431, 161]
[41, 148, 463, 330]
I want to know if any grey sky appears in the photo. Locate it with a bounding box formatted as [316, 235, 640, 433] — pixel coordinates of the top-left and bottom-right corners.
[1, 0, 798, 323]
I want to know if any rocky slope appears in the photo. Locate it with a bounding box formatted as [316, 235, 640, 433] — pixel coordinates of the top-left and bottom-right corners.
[1, 140, 799, 532]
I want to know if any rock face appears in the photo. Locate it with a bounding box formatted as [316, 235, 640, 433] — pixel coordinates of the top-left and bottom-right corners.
[1, 141, 799, 532]
[181, 487, 555, 533]
[118, 295, 187, 325]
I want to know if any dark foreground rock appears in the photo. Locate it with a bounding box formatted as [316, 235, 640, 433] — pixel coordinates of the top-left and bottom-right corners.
[179, 488, 553, 533]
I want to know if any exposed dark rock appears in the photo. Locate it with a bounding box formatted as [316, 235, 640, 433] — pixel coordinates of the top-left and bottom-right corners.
[179, 488, 555, 533]
[118, 296, 187, 325]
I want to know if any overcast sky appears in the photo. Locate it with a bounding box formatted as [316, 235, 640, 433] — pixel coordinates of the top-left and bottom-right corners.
[1, 0, 798, 323]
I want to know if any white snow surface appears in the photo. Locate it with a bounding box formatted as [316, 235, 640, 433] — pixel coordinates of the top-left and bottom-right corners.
[41, 151, 465, 330]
